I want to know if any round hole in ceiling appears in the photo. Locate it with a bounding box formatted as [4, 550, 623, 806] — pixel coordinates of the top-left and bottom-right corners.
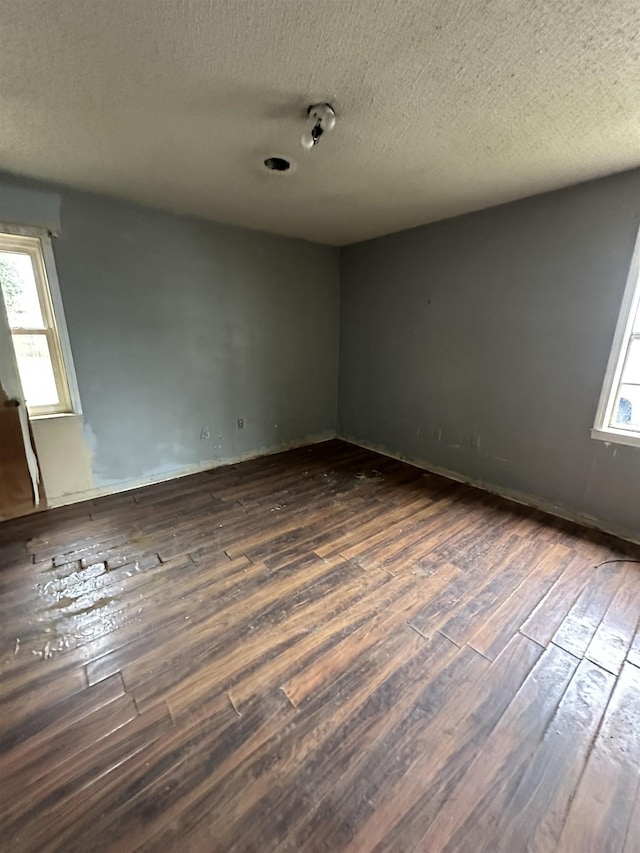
[264, 156, 292, 173]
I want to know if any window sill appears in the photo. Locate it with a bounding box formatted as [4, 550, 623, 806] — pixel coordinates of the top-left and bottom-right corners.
[591, 427, 640, 449]
[29, 412, 81, 422]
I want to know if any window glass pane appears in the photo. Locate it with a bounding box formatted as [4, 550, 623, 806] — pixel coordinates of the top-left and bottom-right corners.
[612, 384, 640, 430]
[12, 333, 59, 408]
[0, 251, 44, 328]
[621, 337, 640, 385]
[611, 337, 640, 429]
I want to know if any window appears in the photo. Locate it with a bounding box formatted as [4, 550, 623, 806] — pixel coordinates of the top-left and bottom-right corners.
[0, 231, 77, 417]
[593, 228, 640, 448]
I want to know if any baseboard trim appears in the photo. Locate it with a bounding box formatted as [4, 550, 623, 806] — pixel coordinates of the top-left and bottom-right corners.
[48, 431, 337, 509]
[339, 433, 640, 547]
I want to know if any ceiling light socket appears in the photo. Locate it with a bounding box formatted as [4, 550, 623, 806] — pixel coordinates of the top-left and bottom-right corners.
[301, 103, 336, 150]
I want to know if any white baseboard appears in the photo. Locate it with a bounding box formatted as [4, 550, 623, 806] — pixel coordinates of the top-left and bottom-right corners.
[340, 433, 639, 547]
[48, 431, 337, 508]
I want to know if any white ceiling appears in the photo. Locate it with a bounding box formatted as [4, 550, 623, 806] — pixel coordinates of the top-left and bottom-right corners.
[1, 0, 640, 245]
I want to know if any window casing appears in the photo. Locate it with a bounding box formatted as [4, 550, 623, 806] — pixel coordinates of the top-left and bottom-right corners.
[0, 231, 77, 417]
[592, 226, 640, 448]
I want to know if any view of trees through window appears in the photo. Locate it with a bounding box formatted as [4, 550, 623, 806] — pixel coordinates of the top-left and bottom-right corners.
[0, 249, 60, 410]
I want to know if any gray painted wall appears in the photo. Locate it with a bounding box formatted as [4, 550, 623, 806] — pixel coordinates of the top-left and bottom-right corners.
[339, 169, 640, 542]
[0, 177, 61, 234]
[0, 173, 339, 490]
[57, 190, 340, 487]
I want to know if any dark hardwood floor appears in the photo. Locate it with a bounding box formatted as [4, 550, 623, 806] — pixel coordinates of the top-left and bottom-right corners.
[1, 438, 640, 852]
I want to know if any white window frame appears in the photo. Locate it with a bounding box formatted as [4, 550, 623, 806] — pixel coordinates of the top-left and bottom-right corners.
[0, 225, 81, 418]
[592, 224, 640, 449]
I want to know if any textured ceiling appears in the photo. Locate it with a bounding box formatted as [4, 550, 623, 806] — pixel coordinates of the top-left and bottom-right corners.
[1, 0, 640, 245]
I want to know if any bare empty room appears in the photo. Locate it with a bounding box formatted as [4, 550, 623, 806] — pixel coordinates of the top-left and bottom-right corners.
[1, 1, 640, 851]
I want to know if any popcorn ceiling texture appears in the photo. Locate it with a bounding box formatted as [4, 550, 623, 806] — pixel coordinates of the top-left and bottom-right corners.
[1, 0, 640, 245]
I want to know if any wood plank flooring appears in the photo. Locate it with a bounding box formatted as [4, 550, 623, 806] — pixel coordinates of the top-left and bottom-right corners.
[1, 438, 640, 852]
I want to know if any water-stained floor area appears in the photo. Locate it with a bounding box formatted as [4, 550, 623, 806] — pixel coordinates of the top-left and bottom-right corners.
[1, 439, 640, 852]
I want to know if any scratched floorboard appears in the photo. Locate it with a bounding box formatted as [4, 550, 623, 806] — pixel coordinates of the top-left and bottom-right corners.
[1, 438, 639, 852]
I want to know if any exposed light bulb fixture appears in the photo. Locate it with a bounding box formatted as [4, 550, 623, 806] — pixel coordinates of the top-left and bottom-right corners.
[301, 103, 336, 150]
